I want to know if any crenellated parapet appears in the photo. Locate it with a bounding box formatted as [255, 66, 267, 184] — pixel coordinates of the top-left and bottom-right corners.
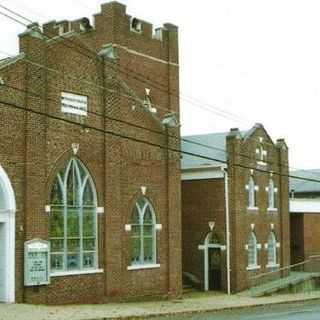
[19, 1, 178, 64]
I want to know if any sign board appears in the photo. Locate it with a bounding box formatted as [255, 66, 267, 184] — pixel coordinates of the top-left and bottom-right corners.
[61, 92, 88, 116]
[24, 239, 50, 286]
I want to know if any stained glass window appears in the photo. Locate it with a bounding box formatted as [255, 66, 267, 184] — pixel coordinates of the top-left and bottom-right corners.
[130, 197, 156, 266]
[49, 158, 97, 273]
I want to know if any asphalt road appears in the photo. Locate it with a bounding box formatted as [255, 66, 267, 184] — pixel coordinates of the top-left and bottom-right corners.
[154, 301, 320, 320]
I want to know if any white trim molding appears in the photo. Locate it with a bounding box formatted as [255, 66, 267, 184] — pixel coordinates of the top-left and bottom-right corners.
[113, 44, 179, 67]
[247, 206, 259, 211]
[290, 198, 320, 213]
[246, 265, 261, 271]
[0, 164, 16, 303]
[51, 269, 104, 277]
[127, 264, 160, 271]
[97, 207, 104, 214]
[181, 166, 225, 181]
[266, 263, 280, 269]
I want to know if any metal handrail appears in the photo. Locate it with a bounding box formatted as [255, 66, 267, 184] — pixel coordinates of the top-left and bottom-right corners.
[249, 255, 320, 291]
[251, 259, 311, 281]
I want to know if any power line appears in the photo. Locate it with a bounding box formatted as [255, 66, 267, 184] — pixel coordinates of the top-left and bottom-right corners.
[0, 4, 300, 153]
[1, 81, 295, 171]
[0, 4, 252, 125]
[0, 97, 319, 186]
[0, 3, 33, 23]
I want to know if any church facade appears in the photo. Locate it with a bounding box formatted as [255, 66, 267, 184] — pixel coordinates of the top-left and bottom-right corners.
[0, 1, 181, 304]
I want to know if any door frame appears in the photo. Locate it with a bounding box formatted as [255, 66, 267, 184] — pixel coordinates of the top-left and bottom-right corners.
[198, 232, 226, 291]
[0, 165, 16, 303]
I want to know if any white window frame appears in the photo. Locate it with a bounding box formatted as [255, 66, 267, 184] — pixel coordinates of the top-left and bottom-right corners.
[266, 231, 278, 268]
[247, 176, 258, 210]
[246, 232, 260, 270]
[128, 197, 158, 270]
[49, 158, 99, 276]
[266, 179, 278, 212]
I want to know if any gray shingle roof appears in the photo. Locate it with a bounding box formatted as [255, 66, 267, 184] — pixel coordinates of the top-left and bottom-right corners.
[181, 131, 247, 170]
[290, 169, 320, 194]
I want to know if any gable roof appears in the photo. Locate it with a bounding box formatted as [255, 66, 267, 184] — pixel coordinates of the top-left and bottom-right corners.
[290, 169, 320, 194]
[0, 53, 25, 71]
[181, 131, 247, 170]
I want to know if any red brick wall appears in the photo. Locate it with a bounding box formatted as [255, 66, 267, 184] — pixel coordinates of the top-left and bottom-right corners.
[0, 1, 181, 304]
[181, 179, 227, 291]
[181, 125, 290, 294]
[303, 213, 320, 259]
[227, 126, 290, 292]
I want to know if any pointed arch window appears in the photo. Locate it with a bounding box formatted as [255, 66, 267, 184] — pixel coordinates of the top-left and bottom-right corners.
[247, 232, 258, 267]
[130, 197, 157, 266]
[247, 176, 258, 209]
[267, 179, 278, 210]
[49, 158, 97, 273]
[267, 231, 277, 266]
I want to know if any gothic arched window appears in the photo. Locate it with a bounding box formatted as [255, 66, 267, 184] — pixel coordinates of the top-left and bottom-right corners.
[247, 176, 257, 208]
[267, 231, 277, 266]
[49, 158, 97, 273]
[247, 232, 258, 267]
[130, 197, 156, 266]
[267, 178, 278, 210]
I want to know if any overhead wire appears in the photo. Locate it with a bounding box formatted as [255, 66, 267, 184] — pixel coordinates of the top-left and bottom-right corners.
[0, 81, 299, 172]
[0, 3, 251, 124]
[1, 97, 320, 186]
[0, 3, 315, 178]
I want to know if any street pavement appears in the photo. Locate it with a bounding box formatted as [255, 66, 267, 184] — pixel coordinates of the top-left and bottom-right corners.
[0, 291, 320, 319]
[154, 300, 320, 320]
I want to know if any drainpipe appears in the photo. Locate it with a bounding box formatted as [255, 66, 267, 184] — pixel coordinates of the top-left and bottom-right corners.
[223, 168, 231, 295]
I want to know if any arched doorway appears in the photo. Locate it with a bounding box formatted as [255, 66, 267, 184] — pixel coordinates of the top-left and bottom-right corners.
[0, 165, 16, 303]
[199, 232, 224, 291]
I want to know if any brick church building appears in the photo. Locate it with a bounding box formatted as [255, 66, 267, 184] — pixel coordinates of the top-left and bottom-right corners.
[0, 2, 181, 304]
[181, 124, 291, 293]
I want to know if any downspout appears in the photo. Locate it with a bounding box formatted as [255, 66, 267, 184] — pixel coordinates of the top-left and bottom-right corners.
[223, 168, 231, 295]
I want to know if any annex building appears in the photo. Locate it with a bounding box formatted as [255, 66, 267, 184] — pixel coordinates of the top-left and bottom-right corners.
[0, 1, 182, 304]
[181, 124, 291, 293]
[290, 170, 320, 265]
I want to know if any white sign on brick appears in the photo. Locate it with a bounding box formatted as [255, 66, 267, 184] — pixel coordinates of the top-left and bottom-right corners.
[61, 92, 88, 116]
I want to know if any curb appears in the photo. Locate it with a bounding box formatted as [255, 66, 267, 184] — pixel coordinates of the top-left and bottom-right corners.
[87, 294, 320, 320]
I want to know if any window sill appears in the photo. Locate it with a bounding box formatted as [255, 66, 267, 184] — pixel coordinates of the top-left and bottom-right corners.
[266, 263, 280, 269]
[267, 208, 278, 213]
[247, 207, 258, 211]
[257, 161, 267, 166]
[50, 268, 104, 277]
[127, 264, 160, 271]
[246, 265, 261, 271]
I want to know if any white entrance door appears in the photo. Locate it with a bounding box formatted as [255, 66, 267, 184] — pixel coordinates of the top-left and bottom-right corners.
[0, 223, 6, 302]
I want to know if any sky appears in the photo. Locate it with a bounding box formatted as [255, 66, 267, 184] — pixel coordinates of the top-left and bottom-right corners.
[1, 0, 320, 169]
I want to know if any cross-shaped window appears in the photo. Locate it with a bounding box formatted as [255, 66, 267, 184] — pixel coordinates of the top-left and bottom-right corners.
[256, 144, 267, 163]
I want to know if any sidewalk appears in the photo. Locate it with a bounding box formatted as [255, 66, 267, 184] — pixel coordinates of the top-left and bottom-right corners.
[1, 291, 320, 320]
